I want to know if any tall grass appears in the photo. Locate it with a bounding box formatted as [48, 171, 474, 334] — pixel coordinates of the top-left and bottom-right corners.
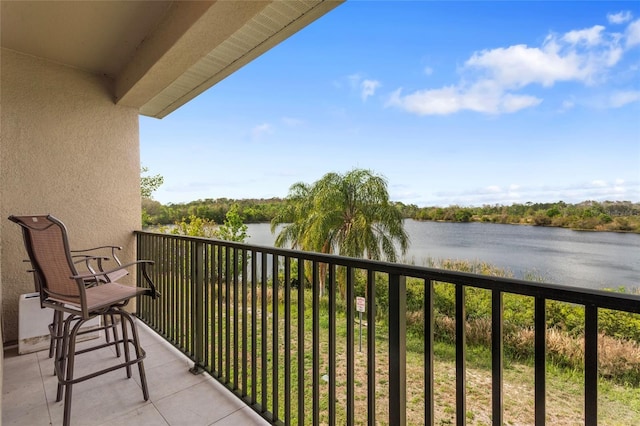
[196, 256, 640, 424]
[392, 259, 640, 385]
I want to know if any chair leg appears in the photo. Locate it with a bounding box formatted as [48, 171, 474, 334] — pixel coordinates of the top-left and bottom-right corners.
[120, 312, 132, 378]
[50, 310, 65, 361]
[51, 308, 150, 426]
[110, 313, 121, 357]
[103, 314, 111, 343]
[56, 315, 74, 402]
[120, 309, 149, 401]
[48, 310, 59, 358]
[61, 318, 84, 426]
[51, 310, 64, 376]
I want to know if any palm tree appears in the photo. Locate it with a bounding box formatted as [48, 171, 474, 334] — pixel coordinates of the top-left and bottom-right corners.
[271, 168, 409, 296]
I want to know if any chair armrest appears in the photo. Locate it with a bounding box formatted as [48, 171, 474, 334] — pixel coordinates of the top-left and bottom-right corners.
[71, 245, 123, 254]
[71, 246, 125, 282]
[71, 246, 123, 266]
[72, 254, 110, 264]
[72, 255, 111, 282]
[72, 260, 160, 299]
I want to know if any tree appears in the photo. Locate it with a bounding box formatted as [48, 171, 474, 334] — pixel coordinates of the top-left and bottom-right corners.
[217, 204, 248, 242]
[141, 166, 164, 199]
[170, 215, 217, 238]
[271, 168, 409, 296]
[141, 166, 165, 226]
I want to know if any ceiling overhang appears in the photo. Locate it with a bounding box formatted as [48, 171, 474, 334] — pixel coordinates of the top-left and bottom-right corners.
[1, 1, 343, 118]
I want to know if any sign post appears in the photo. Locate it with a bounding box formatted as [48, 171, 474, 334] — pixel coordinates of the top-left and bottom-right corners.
[356, 296, 366, 352]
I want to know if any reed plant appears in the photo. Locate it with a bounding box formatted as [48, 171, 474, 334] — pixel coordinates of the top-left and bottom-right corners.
[392, 259, 640, 385]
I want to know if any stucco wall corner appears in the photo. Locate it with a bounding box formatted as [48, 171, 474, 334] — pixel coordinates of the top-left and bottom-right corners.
[1, 48, 142, 343]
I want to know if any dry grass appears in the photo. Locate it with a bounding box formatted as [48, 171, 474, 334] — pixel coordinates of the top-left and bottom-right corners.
[208, 287, 640, 425]
[420, 313, 640, 385]
[306, 330, 640, 425]
[281, 315, 640, 425]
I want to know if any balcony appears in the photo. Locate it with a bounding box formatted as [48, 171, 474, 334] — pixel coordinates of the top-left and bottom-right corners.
[134, 231, 640, 425]
[2, 321, 269, 426]
[4, 231, 639, 425]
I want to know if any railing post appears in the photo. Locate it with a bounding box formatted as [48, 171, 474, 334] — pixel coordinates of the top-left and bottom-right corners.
[389, 273, 406, 426]
[346, 266, 355, 425]
[535, 296, 546, 424]
[584, 304, 598, 426]
[491, 289, 503, 426]
[456, 284, 466, 426]
[190, 240, 205, 375]
[424, 279, 434, 426]
[367, 270, 377, 426]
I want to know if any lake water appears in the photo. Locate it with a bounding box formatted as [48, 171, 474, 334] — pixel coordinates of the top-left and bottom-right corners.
[245, 220, 640, 291]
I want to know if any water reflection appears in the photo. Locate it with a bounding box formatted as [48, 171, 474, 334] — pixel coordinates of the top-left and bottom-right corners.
[245, 220, 640, 291]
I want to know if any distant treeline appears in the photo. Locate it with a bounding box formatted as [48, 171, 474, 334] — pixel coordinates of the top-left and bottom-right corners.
[142, 198, 640, 233]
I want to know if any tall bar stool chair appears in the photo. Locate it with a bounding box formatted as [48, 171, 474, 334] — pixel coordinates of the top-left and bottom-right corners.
[9, 214, 160, 426]
[27, 245, 127, 359]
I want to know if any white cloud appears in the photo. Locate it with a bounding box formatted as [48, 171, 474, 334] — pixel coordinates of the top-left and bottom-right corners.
[466, 30, 622, 87]
[500, 93, 544, 113]
[282, 116, 304, 127]
[626, 19, 640, 48]
[560, 99, 575, 112]
[388, 87, 459, 115]
[361, 79, 381, 101]
[608, 11, 633, 25]
[251, 123, 273, 140]
[347, 73, 362, 89]
[613, 179, 627, 194]
[424, 66, 434, 76]
[563, 25, 606, 46]
[389, 20, 633, 116]
[346, 74, 382, 101]
[428, 179, 639, 206]
[387, 83, 541, 115]
[608, 90, 640, 107]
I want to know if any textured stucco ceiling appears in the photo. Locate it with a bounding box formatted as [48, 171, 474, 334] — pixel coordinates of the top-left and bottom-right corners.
[1, 0, 342, 118]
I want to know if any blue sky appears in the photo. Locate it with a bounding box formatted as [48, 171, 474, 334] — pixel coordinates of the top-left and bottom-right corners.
[141, 1, 640, 207]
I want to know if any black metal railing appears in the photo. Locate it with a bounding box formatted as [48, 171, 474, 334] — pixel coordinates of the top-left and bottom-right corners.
[135, 231, 640, 426]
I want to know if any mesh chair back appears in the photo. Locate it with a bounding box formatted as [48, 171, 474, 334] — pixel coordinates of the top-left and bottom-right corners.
[10, 215, 81, 303]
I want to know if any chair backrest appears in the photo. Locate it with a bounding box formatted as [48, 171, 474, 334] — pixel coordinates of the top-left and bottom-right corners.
[9, 215, 81, 304]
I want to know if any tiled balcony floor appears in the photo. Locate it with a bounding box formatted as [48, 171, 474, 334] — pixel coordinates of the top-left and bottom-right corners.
[3, 321, 269, 426]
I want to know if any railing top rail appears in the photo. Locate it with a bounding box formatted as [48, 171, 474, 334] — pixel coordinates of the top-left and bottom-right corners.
[135, 230, 640, 314]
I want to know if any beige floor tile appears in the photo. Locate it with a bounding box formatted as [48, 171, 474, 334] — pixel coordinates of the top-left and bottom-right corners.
[1, 403, 52, 426]
[2, 378, 51, 426]
[139, 338, 193, 370]
[96, 403, 169, 426]
[3, 350, 44, 391]
[46, 369, 151, 426]
[39, 342, 134, 404]
[136, 358, 208, 401]
[154, 378, 246, 426]
[2, 321, 270, 426]
[210, 406, 269, 426]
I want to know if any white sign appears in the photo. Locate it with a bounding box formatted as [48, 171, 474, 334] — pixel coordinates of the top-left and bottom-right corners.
[356, 296, 366, 313]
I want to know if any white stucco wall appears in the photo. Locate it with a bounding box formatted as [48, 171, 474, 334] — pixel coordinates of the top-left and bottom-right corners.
[1, 48, 142, 342]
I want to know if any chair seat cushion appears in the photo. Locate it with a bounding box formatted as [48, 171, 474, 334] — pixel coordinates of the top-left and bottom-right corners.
[105, 269, 129, 282]
[85, 282, 149, 312]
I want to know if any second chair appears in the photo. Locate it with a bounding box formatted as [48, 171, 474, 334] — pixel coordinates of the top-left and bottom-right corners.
[9, 214, 160, 426]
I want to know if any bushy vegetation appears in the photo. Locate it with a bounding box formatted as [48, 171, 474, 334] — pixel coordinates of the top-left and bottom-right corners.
[283, 258, 640, 385]
[142, 197, 284, 226]
[143, 197, 640, 233]
[408, 200, 640, 232]
[159, 204, 248, 242]
[346, 259, 640, 386]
